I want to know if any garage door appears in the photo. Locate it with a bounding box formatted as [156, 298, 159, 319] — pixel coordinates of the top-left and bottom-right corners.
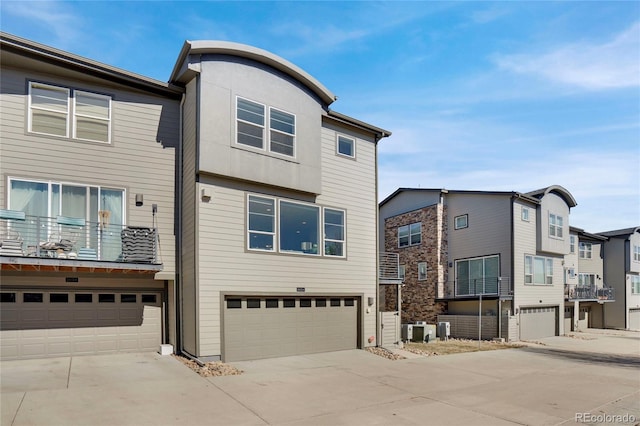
[0, 289, 162, 360]
[223, 296, 358, 362]
[520, 306, 558, 340]
[629, 309, 640, 331]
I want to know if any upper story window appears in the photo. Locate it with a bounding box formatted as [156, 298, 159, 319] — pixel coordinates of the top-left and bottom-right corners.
[455, 255, 500, 296]
[336, 135, 355, 158]
[236, 97, 295, 158]
[634, 245, 640, 262]
[578, 273, 595, 287]
[418, 262, 427, 281]
[579, 242, 592, 259]
[549, 213, 564, 238]
[398, 222, 421, 247]
[399, 265, 406, 281]
[29, 82, 111, 143]
[525, 255, 553, 285]
[454, 214, 468, 230]
[247, 194, 345, 257]
[570, 235, 576, 253]
[521, 207, 530, 221]
[631, 275, 640, 294]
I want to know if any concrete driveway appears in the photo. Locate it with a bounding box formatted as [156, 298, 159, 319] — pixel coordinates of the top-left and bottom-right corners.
[2, 330, 639, 426]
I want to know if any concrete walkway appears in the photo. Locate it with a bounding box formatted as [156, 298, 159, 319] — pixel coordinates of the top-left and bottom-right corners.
[2, 329, 639, 425]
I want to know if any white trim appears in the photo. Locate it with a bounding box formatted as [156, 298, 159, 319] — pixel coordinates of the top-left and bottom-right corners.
[28, 81, 70, 138]
[268, 106, 296, 158]
[336, 134, 356, 159]
[236, 96, 266, 151]
[72, 90, 112, 143]
[454, 214, 468, 230]
[323, 207, 346, 258]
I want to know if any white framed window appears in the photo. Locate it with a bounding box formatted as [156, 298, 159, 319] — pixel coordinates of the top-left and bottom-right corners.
[454, 214, 468, 230]
[269, 107, 295, 157]
[246, 194, 344, 257]
[336, 135, 355, 158]
[631, 275, 640, 294]
[399, 265, 406, 281]
[237, 97, 265, 149]
[73, 90, 111, 143]
[418, 262, 427, 281]
[28, 82, 112, 143]
[525, 255, 553, 285]
[570, 235, 576, 253]
[521, 207, 530, 222]
[28, 82, 70, 138]
[398, 222, 421, 247]
[324, 208, 345, 257]
[579, 242, 592, 259]
[634, 245, 640, 262]
[247, 195, 275, 251]
[578, 273, 595, 287]
[236, 97, 296, 158]
[549, 213, 564, 238]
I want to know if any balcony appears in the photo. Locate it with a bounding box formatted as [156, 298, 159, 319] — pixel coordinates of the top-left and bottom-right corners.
[379, 252, 402, 284]
[565, 284, 615, 302]
[0, 211, 161, 273]
[438, 277, 513, 300]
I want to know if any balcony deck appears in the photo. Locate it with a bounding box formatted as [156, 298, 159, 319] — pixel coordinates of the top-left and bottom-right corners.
[437, 277, 513, 300]
[565, 284, 615, 302]
[379, 252, 403, 284]
[0, 212, 161, 273]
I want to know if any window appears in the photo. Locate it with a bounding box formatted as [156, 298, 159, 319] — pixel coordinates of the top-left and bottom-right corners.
[1, 293, 16, 303]
[418, 262, 427, 281]
[454, 214, 468, 230]
[227, 299, 242, 309]
[248, 195, 275, 251]
[99, 294, 115, 303]
[121, 294, 136, 303]
[344, 298, 355, 306]
[315, 298, 327, 307]
[634, 245, 640, 262]
[549, 213, 564, 238]
[29, 82, 69, 137]
[300, 299, 312, 308]
[330, 298, 341, 307]
[525, 255, 553, 285]
[578, 273, 595, 287]
[50, 293, 69, 303]
[75, 293, 92, 303]
[324, 209, 345, 257]
[398, 222, 421, 247]
[521, 207, 530, 221]
[266, 299, 279, 308]
[337, 135, 355, 158]
[579, 242, 592, 259]
[29, 82, 111, 143]
[456, 255, 500, 295]
[247, 195, 344, 257]
[141, 294, 157, 303]
[236, 97, 265, 149]
[24, 293, 43, 303]
[269, 107, 295, 156]
[631, 276, 640, 294]
[280, 201, 319, 255]
[570, 236, 576, 254]
[73, 91, 111, 143]
[399, 265, 406, 281]
[247, 298, 261, 308]
[283, 299, 296, 308]
[236, 97, 295, 157]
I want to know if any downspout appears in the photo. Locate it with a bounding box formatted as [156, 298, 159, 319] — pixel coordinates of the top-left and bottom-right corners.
[175, 92, 185, 354]
[374, 133, 380, 348]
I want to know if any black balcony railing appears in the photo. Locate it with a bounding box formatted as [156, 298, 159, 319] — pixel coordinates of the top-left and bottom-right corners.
[438, 277, 513, 299]
[565, 284, 615, 301]
[0, 212, 159, 265]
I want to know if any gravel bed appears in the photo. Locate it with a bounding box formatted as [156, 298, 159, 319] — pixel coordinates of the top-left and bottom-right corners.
[365, 346, 406, 360]
[174, 354, 243, 377]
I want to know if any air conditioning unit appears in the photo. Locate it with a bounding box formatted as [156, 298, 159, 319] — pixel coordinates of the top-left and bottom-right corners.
[402, 323, 435, 343]
[438, 321, 450, 339]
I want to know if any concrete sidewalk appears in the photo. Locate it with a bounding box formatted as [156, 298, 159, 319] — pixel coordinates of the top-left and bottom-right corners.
[2, 330, 639, 425]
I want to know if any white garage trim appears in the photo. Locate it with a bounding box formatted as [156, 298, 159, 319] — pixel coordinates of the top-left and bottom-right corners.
[223, 295, 360, 362]
[629, 309, 640, 331]
[0, 289, 162, 360]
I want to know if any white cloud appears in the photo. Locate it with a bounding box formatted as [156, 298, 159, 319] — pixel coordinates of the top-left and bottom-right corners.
[1, 1, 80, 47]
[494, 22, 640, 90]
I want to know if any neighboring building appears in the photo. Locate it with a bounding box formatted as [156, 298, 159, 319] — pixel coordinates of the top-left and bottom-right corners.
[598, 227, 640, 330]
[379, 185, 578, 341]
[0, 33, 181, 360]
[564, 227, 613, 332]
[170, 41, 390, 362]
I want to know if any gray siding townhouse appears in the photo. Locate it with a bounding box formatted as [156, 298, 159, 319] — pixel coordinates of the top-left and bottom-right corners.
[379, 185, 578, 342]
[563, 227, 613, 332]
[169, 41, 390, 362]
[0, 33, 181, 360]
[597, 227, 640, 330]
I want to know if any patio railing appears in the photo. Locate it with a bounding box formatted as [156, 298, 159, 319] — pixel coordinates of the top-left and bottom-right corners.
[565, 284, 615, 301]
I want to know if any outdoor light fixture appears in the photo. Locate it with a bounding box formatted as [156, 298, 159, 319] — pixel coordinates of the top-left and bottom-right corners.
[135, 194, 144, 207]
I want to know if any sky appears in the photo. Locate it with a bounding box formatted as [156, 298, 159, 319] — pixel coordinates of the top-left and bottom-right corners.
[1, 1, 638, 233]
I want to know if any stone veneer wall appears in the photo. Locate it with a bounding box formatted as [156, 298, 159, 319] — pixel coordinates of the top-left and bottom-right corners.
[384, 204, 448, 324]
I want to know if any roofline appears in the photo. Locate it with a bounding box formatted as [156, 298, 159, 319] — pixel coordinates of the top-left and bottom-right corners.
[379, 188, 539, 207]
[0, 32, 184, 98]
[170, 40, 336, 104]
[325, 110, 391, 140]
[570, 226, 608, 242]
[597, 226, 640, 238]
[525, 185, 578, 208]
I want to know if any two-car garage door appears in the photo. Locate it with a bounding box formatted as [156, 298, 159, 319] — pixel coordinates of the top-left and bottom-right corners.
[223, 296, 359, 361]
[1, 289, 162, 360]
